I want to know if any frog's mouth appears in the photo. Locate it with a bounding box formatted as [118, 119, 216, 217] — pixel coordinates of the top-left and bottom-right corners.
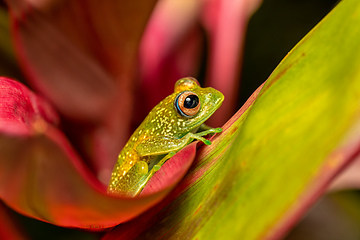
[203, 97, 223, 120]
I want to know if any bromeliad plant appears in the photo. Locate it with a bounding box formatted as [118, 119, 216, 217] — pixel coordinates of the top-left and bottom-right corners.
[0, 0, 360, 239]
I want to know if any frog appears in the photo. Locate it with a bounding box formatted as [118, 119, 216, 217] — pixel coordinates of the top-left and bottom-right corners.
[107, 77, 224, 197]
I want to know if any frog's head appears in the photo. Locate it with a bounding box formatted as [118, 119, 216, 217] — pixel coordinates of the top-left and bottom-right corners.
[173, 77, 224, 131]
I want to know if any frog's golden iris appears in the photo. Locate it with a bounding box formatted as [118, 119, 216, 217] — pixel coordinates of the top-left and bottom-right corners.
[175, 91, 200, 117]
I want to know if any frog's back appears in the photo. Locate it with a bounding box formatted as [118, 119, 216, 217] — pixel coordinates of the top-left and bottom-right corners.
[109, 124, 145, 183]
[109, 94, 179, 187]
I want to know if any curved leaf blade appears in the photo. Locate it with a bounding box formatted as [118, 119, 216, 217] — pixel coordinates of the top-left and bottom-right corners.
[6, 0, 158, 178]
[0, 77, 195, 229]
[103, 0, 360, 239]
[7, 0, 157, 121]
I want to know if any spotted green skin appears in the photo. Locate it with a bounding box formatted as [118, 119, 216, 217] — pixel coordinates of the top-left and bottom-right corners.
[108, 77, 224, 197]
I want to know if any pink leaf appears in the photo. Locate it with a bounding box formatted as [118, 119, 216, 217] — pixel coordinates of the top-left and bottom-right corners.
[0, 77, 187, 229]
[5, 0, 158, 178]
[141, 142, 197, 196]
[139, 0, 205, 112]
[203, 0, 262, 126]
[139, 0, 262, 126]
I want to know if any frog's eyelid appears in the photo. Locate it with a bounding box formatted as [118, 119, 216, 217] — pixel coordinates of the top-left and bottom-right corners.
[185, 77, 200, 86]
[174, 77, 201, 92]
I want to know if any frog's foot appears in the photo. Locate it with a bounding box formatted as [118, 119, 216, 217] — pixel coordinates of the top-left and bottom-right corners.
[124, 152, 177, 196]
[193, 127, 223, 145]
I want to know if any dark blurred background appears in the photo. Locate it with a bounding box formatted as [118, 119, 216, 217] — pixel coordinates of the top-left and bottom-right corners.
[240, 0, 339, 106]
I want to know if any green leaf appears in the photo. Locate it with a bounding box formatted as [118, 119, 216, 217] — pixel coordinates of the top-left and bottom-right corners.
[103, 0, 360, 239]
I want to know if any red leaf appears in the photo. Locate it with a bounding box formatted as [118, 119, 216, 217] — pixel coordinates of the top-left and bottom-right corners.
[0, 203, 28, 240]
[0, 76, 59, 134]
[0, 77, 182, 228]
[6, 0, 158, 178]
[141, 142, 197, 196]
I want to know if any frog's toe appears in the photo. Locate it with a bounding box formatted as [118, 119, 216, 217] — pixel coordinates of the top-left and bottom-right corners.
[215, 127, 223, 133]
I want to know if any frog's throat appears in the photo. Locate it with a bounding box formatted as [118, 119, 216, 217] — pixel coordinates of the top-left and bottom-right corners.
[186, 99, 223, 130]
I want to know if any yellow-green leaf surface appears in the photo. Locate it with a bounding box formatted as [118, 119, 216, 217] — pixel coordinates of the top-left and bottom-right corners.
[104, 0, 360, 239]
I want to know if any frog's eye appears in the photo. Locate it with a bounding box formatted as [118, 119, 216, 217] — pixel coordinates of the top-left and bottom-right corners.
[175, 91, 200, 117]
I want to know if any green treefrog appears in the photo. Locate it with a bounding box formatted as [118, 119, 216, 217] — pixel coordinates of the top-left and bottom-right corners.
[107, 77, 224, 197]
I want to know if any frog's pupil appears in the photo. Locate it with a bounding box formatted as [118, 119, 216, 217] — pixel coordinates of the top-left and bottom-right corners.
[184, 95, 199, 109]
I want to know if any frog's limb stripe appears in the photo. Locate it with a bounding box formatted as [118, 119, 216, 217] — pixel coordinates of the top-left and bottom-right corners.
[136, 128, 222, 157]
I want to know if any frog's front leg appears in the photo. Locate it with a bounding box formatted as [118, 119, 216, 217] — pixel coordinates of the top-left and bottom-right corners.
[154, 128, 222, 167]
[198, 123, 216, 132]
[137, 127, 222, 158]
[194, 127, 223, 144]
